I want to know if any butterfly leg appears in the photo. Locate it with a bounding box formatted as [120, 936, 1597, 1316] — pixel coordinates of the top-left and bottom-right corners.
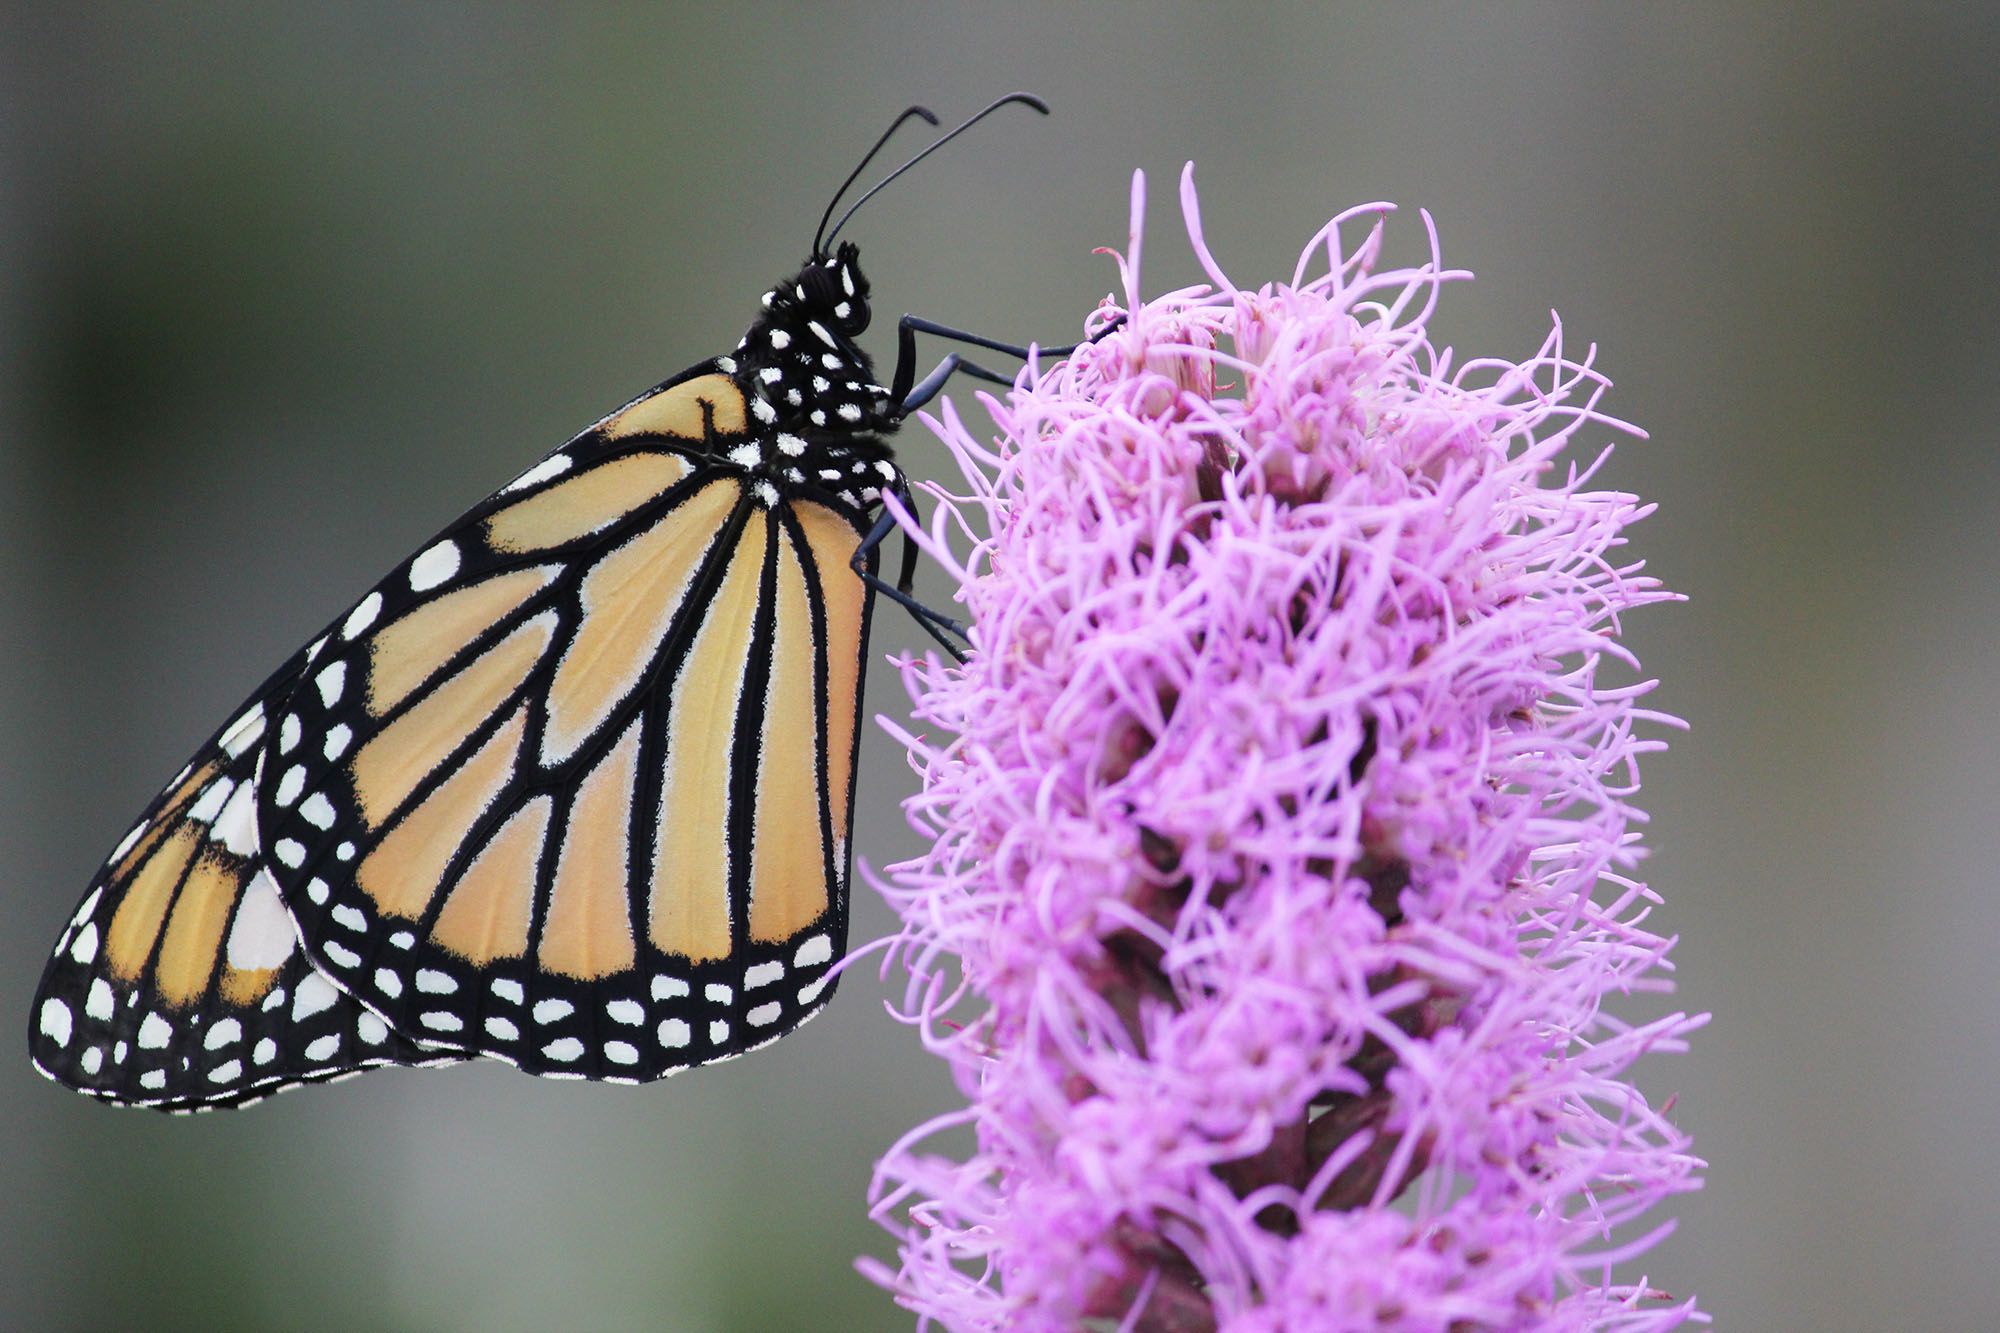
[890, 312, 1126, 414]
[891, 314, 1049, 413]
[852, 490, 971, 663]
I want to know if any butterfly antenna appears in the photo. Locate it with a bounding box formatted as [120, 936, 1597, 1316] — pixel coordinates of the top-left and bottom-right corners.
[813, 105, 941, 258]
[823, 92, 1049, 248]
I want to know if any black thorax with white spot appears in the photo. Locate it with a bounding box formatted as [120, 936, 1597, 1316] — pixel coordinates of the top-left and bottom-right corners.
[724, 241, 903, 506]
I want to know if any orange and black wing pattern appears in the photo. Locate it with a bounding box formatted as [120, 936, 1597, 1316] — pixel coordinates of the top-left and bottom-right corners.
[34, 240, 905, 1109]
[257, 365, 877, 1081]
[29, 649, 464, 1112]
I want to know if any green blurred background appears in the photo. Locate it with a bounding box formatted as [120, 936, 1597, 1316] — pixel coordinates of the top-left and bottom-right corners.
[6, 6, 1997, 1329]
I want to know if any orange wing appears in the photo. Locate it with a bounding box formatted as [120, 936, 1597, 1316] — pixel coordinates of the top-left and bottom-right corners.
[29, 649, 464, 1111]
[257, 366, 876, 1081]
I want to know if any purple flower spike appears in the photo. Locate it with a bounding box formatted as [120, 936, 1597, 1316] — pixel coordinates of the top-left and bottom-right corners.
[863, 167, 1706, 1332]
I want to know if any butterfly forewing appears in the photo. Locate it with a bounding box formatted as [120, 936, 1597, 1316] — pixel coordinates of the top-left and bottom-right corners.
[256, 364, 876, 1081]
[29, 648, 462, 1111]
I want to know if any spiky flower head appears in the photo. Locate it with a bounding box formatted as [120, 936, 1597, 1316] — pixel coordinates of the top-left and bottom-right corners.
[863, 167, 1705, 1331]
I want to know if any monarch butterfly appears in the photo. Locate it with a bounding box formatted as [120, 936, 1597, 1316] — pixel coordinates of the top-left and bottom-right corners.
[30, 95, 1059, 1112]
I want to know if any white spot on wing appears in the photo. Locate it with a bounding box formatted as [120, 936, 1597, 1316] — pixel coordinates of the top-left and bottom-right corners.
[797, 975, 830, 1006]
[374, 969, 402, 998]
[315, 661, 346, 707]
[416, 969, 456, 994]
[292, 973, 339, 1020]
[253, 1037, 278, 1064]
[279, 715, 302, 753]
[486, 1016, 519, 1040]
[68, 921, 100, 966]
[85, 979, 114, 1020]
[542, 1037, 584, 1062]
[504, 452, 572, 494]
[212, 781, 260, 856]
[492, 978, 524, 1004]
[80, 1046, 103, 1075]
[219, 703, 266, 757]
[419, 1011, 462, 1033]
[136, 1012, 171, 1049]
[299, 793, 336, 830]
[651, 975, 688, 1001]
[324, 941, 360, 968]
[658, 1018, 690, 1048]
[227, 871, 296, 970]
[605, 999, 643, 1025]
[356, 1013, 388, 1045]
[747, 1001, 781, 1027]
[708, 1020, 730, 1046]
[704, 983, 732, 1005]
[38, 998, 72, 1047]
[110, 819, 146, 863]
[744, 960, 783, 989]
[139, 1069, 166, 1090]
[409, 541, 461, 592]
[343, 593, 382, 640]
[209, 1058, 243, 1083]
[331, 904, 367, 932]
[204, 1018, 242, 1050]
[793, 934, 833, 968]
[305, 1034, 340, 1062]
[187, 777, 234, 825]
[324, 724, 353, 760]
[533, 998, 573, 1024]
[605, 1041, 639, 1065]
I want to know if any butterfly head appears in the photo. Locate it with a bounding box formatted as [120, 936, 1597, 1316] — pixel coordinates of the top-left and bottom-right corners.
[799, 241, 871, 337]
[737, 243, 895, 441]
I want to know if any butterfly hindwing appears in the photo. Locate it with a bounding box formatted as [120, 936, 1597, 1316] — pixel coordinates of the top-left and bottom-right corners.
[29, 647, 463, 1112]
[256, 364, 877, 1081]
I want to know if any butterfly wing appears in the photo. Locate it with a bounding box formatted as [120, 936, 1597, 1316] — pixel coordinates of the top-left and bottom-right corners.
[256, 365, 876, 1081]
[29, 647, 463, 1112]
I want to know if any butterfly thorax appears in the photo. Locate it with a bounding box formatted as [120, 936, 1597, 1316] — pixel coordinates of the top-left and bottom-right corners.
[723, 241, 902, 507]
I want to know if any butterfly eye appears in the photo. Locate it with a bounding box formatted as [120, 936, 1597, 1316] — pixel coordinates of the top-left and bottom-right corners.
[796, 265, 861, 338]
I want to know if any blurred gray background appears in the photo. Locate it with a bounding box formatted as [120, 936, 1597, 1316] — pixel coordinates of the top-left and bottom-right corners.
[5, 6, 1997, 1329]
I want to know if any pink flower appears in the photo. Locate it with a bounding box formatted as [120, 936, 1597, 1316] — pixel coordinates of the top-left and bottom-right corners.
[863, 166, 1705, 1331]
